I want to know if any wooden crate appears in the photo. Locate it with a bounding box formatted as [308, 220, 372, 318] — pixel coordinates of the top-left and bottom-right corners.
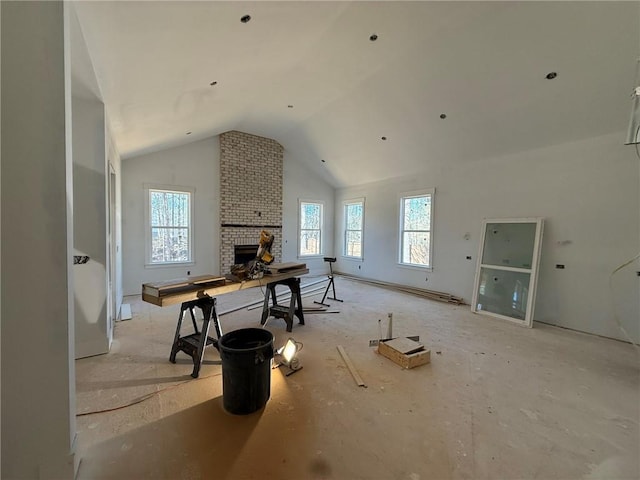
[378, 339, 431, 369]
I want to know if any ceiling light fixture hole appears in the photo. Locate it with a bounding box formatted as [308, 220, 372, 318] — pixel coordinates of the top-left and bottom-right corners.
[440, 113, 447, 119]
[241, 14, 251, 23]
[288, 105, 294, 108]
[186, 132, 192, 135]
[370, 34, 378, 41]
[546, 71, 558, 80]
[210, 81, 217, 86]
[381, 136, 387, 141]
[321, 159, 326, 163]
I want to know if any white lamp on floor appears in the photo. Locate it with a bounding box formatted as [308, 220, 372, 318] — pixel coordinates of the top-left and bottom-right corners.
[275, 338, 303, 375]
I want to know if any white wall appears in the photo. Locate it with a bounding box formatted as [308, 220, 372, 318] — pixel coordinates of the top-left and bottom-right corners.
[1, 2, 77, 477]
[72, 95, 110, 359]
[283, 150, 335, 276]
[122, 136, 337, 294]
[121, 131, 637, 342]
[122, 137, 220, 295]
[335, 132, 639, 343]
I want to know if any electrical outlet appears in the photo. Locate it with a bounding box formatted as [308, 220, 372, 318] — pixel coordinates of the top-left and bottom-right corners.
[187, 270, 191, 276]
[466, 256, 472, 260]
[555, 264, 565, 269]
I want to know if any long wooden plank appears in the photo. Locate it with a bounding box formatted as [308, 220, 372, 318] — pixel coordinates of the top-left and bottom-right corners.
[267, 262, 307, 273]
[336, 273, 464, 305]
[142, 268, 309, 307]
[337, 345, 366, 387]
[144, 275, 226, 297]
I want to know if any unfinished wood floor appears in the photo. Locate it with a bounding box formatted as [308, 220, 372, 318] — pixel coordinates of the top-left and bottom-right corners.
[75, 277, 639, 480]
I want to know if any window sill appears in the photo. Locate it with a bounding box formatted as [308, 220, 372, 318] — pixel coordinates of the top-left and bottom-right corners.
[398, 262, 433, 273]
[341, 256, 363, 262]
[298, 254, 324, 260]
[145, 262, 195, 269]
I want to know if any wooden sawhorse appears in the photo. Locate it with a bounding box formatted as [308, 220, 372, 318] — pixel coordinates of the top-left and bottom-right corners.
[260, 277, 305, 332]
[169, 296, 222, 378]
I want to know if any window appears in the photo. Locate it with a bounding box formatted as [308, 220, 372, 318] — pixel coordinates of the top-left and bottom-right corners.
[399, 190, 434, 268]
[146, 186, 193, 265]
[299, 201, 323, 256]
[343, 199, 364, 259]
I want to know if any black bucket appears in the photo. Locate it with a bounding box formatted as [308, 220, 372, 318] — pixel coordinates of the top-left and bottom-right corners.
[218, 328, 274, 415]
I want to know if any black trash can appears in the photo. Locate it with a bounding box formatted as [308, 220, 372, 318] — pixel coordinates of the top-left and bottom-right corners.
[218, 328, 274, 415]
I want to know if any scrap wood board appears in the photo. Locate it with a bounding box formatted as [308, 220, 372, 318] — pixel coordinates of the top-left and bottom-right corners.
[382, 337, 424, 355]
[337, 345, 366, 387]
[378, 338, 430, 369]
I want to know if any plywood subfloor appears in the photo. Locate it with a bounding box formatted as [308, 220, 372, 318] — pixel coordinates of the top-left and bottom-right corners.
[75, 277, 639, 480]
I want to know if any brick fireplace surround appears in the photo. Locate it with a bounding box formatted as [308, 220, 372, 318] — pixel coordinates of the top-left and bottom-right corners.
[219, 131, 283, 275]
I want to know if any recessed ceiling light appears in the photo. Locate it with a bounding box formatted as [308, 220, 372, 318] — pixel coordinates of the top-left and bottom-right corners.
[546, 72, 558, 80]
[381, 136, 387, 141]
[210, 81, 218, 86]
[370, 34, 378, 42]
[241, 14, 251, 23]
[440, 113, 447, 119]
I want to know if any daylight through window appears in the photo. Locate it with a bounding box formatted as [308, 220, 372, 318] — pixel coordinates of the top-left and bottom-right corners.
[299, 201, 323, 256]
[400, 192, 433, 268]
[344, 200, 364, 258]
[149, 188, 192, 264]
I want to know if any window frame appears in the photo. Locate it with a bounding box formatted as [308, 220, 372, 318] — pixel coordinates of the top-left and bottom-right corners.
[342, 198, 365, 260]
[398, 188, 435, 270]
[144, 184, 195, 267]
[298, 199, 324, 258]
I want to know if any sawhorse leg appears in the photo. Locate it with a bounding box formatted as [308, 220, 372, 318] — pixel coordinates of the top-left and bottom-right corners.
[260, 277, 305, 332]
[169, 296, 222, 378]
[260, 283, 277, 326]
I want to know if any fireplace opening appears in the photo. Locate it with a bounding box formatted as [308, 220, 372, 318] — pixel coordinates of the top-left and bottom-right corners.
[234, 244, 258, 265]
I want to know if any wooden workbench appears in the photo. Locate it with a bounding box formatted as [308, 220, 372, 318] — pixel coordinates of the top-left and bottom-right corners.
[142, 266, 309, 306]
[141, 265, 308, 377]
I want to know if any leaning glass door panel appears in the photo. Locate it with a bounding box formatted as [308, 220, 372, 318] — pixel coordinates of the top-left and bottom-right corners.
[481, 222, 537, 268]
[476, 267, 531, 320]
[472, 218, 544, 327]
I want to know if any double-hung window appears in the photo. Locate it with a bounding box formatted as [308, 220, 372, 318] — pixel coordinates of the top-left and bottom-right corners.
[343, 199, 364, 259]
[146, 186, 193, 265]
[399, 190, 434, 268]
[299, 200, 323, 257]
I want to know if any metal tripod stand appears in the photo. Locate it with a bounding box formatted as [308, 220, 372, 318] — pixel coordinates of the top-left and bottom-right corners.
[314, 257, 343, 307]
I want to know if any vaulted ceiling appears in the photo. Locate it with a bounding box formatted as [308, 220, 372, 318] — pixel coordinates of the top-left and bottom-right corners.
[72, 1, 640, 187]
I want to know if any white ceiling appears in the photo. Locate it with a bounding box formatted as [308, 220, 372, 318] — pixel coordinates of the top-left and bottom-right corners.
[72, 1, 640, 188]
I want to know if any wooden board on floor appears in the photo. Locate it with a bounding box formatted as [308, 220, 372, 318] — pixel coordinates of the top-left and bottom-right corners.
[378, 340, 430, 369]
[337, 345, 366, 387]
[382, 337, 424, 355]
